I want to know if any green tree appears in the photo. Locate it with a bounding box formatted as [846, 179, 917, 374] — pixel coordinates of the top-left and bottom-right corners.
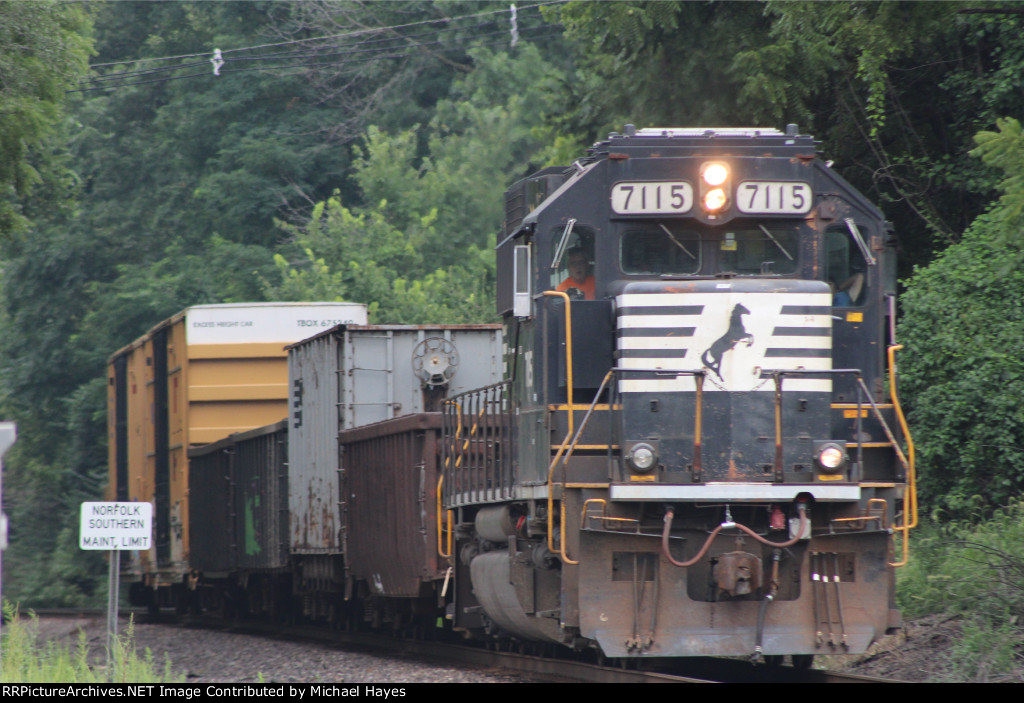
[731, 2, 1024, 262]
[898, 118, 1024, 514]
[0, 1, 97, 606]
[0, 0, 92, 240]
[270, 44, 568, 323]
[971, 117, 1024, 246]
[550, 1, 769, 138]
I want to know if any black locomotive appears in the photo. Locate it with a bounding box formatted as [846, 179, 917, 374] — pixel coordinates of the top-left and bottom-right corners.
[456, 125, 916, 661]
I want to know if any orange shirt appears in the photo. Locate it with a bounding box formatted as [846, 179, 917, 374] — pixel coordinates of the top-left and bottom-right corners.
[556, 275, 595, 300]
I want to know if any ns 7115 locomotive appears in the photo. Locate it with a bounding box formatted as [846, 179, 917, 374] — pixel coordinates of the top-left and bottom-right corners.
[449, 125, 916, 663]
[111, 125, 916, 667]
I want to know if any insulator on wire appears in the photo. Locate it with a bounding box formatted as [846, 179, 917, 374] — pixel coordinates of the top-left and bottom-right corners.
[211, 48, 224, 76]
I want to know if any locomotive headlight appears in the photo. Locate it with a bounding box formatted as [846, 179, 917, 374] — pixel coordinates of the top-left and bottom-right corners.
[700, 162, 731, 213]
[816, 442, 847, 472]
[702, 162, 729, 187]
[703, 187, 728, 211]
[627, 443, 658, 472]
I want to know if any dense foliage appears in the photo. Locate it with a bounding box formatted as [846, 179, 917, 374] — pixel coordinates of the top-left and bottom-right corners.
[268, 44, 569, 322]
[0, 1, 92, 239]
[0, 0, 1022, 607]
[898, 118, 1024, 514]
[896, 502, 1024, 681]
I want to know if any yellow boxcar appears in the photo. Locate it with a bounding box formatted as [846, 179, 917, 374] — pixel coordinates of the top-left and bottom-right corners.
[106, 302, 366, 606]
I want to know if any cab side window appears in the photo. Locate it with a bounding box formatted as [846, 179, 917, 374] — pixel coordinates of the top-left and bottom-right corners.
[549, 225, 596, 300]
[825, 227, 868, 307]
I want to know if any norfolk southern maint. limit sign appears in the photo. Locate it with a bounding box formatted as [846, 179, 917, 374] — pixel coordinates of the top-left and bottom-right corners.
[80, 501, 152, 550]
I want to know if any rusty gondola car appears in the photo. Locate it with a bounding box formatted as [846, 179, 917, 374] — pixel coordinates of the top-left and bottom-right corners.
[113, 126, 916, 666]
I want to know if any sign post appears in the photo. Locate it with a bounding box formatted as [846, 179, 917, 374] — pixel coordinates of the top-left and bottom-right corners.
[0, 422, 16, 671]
[80, 501, 152, 677]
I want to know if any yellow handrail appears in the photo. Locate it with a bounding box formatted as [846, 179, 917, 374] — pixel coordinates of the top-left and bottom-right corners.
[887, 344, 917, 567]
[830, 498, 888, 531]
[542, 291, 577, 564]
[437, 399, 492, 559]
[436, 400, 462, 559]
[580, 498, 639, 530]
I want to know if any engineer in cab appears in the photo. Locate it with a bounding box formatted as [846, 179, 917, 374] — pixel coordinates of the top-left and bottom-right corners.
[556, 247, 595, 300]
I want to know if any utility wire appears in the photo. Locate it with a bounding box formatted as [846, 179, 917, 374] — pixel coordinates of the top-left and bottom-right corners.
[83, 14, 549, 84]
[89, 17, 489, 79]
[85, 1, 566, 71]
[71, 25, 565, 93]
[73, 17, 563, 93]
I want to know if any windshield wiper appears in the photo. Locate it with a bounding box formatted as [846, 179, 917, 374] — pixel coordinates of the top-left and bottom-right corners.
[550, 218, 577, 270]
[844, 218, 877, 266]
[659, 223, 697, 260]
[758, 224, 793, 261]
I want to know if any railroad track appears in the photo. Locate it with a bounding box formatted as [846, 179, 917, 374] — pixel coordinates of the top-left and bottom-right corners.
[21, 609, 901, 683]
[180, 613, 902, 684]
[363, 637, 902, 683]
[355, 637, 900, 683]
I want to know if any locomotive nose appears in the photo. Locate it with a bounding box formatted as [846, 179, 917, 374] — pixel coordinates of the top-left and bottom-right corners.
[615, 279, 833, 483]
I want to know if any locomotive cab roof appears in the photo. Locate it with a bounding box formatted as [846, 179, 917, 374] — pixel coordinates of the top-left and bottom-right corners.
[591, 124, 821, 157]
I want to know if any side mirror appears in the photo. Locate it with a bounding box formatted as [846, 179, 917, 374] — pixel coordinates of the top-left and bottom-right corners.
[513, 244, 531, 318]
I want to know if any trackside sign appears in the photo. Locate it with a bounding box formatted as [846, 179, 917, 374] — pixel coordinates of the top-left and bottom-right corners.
[80, 502, 152, 550]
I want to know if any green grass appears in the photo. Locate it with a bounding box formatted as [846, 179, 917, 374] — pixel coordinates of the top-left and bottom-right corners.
[1, 603, 181, 683]
[896, 500, 1024, 682]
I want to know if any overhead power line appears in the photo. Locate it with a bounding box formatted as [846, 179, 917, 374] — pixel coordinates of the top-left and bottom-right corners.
[83, 13, 541, 84]
[71, 25, 564, 93]
[76, 1, 567, 93]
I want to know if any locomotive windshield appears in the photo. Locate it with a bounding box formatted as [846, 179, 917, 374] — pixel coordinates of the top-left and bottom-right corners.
[717, 224, 799, 275]
[620, 225, 701, 275]
[618, 222, 801, 277]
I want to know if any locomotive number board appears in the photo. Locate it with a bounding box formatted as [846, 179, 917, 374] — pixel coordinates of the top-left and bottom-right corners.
[611, 181, 694, 215]
[736, 181, 812, 215]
